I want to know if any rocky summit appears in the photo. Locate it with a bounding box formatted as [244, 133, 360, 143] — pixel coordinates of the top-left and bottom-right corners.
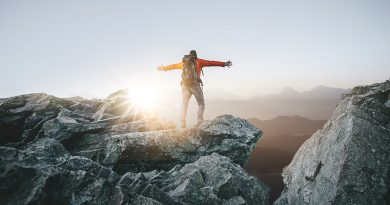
[0, 90, 269, 204]
[274, 80, 390, 205]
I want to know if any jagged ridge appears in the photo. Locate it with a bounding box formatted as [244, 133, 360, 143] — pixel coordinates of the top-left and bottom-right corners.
[0, 90, 270, 204]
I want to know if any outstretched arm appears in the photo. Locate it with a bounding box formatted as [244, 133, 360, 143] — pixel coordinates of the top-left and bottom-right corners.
[197, 59, 233, 68]
[157, 62, 183, 71]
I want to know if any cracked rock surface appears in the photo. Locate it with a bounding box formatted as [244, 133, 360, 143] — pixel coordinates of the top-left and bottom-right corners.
[274, 80, 390, 205]
[0, 90, 269, 204]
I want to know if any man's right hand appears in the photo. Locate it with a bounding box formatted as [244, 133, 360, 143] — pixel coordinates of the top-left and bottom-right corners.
[157, 65, 164, 71]
[225, 61, 233, 68]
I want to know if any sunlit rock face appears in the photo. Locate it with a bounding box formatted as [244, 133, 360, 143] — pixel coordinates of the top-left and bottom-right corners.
[92, 89, 135, 121]
[274, 80, 390, 205]
[0, 90, 269, 204]
[66, 114, 261, 174]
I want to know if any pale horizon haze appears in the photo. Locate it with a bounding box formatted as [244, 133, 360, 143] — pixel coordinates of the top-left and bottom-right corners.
[1, 0, 389, 99]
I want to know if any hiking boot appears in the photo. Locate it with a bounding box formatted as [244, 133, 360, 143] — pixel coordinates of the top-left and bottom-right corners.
[196, 120, 203, 127]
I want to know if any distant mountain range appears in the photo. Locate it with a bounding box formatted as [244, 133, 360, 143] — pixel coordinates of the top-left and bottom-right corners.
[160, 85, 348, 125]
[244, 115, 326, 202]
[262, 85, 347, 100]
[203, 85, 347, 121]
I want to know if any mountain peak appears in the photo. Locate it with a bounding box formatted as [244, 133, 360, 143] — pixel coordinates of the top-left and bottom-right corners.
[280, 86, 299, 95]
[309, 85, 346, 92]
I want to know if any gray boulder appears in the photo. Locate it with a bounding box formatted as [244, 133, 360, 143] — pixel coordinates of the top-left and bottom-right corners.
[274, 80, 390, 205]
[82, 114, 261, 174]
[163, 153, 270, 205]
[118, 153, 270, 205]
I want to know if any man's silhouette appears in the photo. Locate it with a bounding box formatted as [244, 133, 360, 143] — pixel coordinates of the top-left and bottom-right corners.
[158, 50, 232, 128]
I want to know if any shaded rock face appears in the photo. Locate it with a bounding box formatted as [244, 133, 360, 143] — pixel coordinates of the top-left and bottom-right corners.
[0, 93, 102, 145]
[118, 153, 270, 205]
[0, 138, 121, 205]
[275, 80, 390, 205]
[0, 138, 269, 205]
[0, 90, 269, 204]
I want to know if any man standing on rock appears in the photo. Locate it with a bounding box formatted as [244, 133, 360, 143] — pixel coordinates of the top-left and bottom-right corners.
[158, 50, 232, 129]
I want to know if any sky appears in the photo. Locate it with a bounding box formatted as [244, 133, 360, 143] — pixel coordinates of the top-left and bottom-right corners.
[0, 0, 389, 99]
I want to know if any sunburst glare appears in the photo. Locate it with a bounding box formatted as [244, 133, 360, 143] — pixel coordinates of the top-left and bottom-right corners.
[128, 87, 158, 111]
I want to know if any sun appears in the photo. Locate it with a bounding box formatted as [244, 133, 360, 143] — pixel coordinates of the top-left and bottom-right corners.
[128, 87, 158, 110]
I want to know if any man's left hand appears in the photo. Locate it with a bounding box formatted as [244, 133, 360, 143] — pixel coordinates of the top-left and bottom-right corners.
[157, 65, 164, 71]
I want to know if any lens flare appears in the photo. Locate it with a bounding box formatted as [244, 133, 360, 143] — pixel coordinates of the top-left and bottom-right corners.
[128, 87, 157, 110]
